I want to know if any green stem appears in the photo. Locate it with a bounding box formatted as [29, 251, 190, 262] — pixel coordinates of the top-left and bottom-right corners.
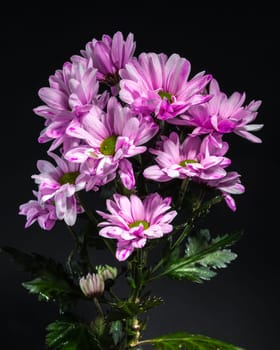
[80, 238, 95, 272]
[126, 249, 147, 348]
[133, 338, 151, 346]
[136, 154, 148, 196]
[109, 290, 121, 302]
[150, 223, 186, 276]
[93, 297, 104, 317]
[172, 189, 208, 250]
[171, 223, 193, 251]
[77, 192, 116, 257]
[103, 238, 116, 257]
[176, 178, 189, 209]
[76, 192, 98, 226]
[66, 225, 80, 276]
[67, 224, 79, 243]
[151, 257, 165, 275]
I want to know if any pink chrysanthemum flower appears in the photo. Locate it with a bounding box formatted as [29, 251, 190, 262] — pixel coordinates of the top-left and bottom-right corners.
[143, 132, 230, 182]
[172, 79, 263, 143]
[80, 31, 136, 91]
[19, 191, 57, 230]
[97, 193, 177, 261]
[31, 152, 85, 226]
[119, 52, 212, 120]
[204, 171, 245, 211]
[34, 57, 108, 151]
[64, 97, 159, 190]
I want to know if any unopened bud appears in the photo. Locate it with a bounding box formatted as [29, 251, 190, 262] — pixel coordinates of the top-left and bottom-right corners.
[97, 265, 118, 281]
[79, 273, 105, 297]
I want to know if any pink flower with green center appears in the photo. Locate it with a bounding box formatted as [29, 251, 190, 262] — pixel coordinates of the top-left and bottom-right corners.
[119, 52, 212, 120]
[31, 152, 85, 226]
[80, 31, 136, 91]
[34, 57, 108, 151]
[171, 79, 263, 143]
[143, 132, 230, 182]
[64, 97, 159, 190]
[97, 193, 177, 261]
[19, 191, 57, 230]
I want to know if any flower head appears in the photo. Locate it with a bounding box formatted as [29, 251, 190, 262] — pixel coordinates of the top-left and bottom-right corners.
[80, 31, 136, 91]
[144, 132, 230, 182]
[31, 152, 85, 226]
[19, 191, 57, 230]
[96, 265, 118, 281]
[64, 97, 158, 190]
[173, 79, 263, 143]
[34, 58, 108, 151]
[97, 193, 177, 261]
[79, 273, 105, 297]
[119, 53, 212, 120]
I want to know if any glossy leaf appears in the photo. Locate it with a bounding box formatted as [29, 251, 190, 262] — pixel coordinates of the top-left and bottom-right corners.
[46, 321, 102, 350]
[137, 332, 245, 349]
[22, 275, 80, 304]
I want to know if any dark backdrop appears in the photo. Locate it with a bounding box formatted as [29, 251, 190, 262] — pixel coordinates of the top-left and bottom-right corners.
[0, 6, 278, 349]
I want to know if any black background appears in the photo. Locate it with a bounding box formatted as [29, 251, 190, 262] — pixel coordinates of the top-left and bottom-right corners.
[0, 6, 278, 349]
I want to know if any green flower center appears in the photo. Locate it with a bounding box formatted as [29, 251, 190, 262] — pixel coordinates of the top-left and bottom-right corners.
[179, 159, 198, 167]
[158, 90, 173, 103]
[59, 171, 79, 185]
[100, 135, 117, 156]
[129, 220, 150, 230]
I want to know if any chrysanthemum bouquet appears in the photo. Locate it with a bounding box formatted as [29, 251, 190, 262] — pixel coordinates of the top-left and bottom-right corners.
[2, 31, 263, 349]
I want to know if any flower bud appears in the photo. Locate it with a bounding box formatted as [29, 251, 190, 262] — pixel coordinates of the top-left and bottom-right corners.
[97, 265, 118, 281]
[79, 273, 105, 297]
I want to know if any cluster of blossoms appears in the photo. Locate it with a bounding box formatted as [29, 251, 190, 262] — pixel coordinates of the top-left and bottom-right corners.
[19, 31, 263, 261]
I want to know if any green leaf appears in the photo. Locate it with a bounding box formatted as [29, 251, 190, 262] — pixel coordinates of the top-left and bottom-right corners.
[186, 229, 210, 255]
[109, 320, 123, 345]
[138, 332, 245, 350]
[162, 230, 242, 283]
[1, 246, 81, 306]
[90, 317, 106, 338]
[199, 250, 237, 269]
[46, 321, 102, 350]
[109, 296, 164, 320]
[22, 275, 80, 304]
[168, 266, 216, 283]
[0, 246, 64, 276]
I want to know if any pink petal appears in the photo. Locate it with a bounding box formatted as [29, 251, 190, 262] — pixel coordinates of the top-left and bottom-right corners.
[143, 165, 171, 182]
[116, 241, 134, 261]
[130, 194, 145, 221]
[119, 159, 135, 190]
[224, 194, 237, 211]
[39, 87, 68, 110]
